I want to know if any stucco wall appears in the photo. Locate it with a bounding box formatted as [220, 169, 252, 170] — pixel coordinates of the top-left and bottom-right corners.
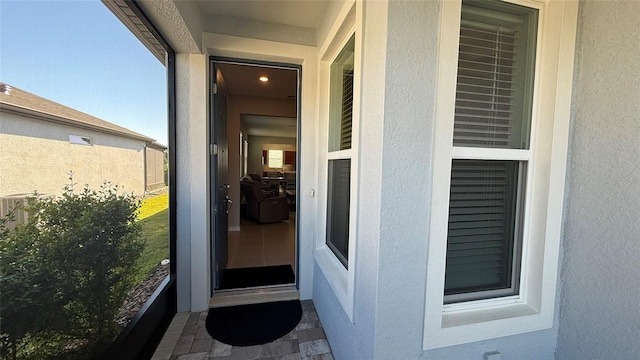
[312, 0, 565, 359]
[556, 1, 640, 359]
[226, 95, 297, 229]
[311, 1, 381, 359]
[374, 1, 558, 359]
[174, 53, 210, 312]
[0, 112, 146, 197]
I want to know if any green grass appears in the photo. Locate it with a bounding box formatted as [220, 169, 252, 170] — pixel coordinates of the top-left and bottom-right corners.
[138, 192, 168, 220]
[133, 193, 169, 285]
[134, 208, 169, 284]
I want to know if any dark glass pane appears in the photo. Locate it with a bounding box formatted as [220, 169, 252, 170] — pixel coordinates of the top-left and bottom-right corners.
[326, 159, 351, 268]
[445, 159, 522, 300]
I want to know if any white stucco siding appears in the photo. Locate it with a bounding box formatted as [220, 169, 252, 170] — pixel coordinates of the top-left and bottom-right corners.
[0, 112, 146, 197]
[311, 1, 381, 359]
[316, 0, 563, 358]
[557, 1, 640, 359]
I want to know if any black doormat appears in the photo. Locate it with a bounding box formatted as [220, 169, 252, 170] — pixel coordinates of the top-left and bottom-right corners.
[206, 300, 302, 346]
[219, 265, 294, 290]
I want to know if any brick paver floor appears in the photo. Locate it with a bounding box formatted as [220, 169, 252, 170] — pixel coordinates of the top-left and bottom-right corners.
[152, 300, 334, 360]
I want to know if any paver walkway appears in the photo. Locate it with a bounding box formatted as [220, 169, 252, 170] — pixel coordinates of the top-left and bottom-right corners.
[152, 300, 334, 360]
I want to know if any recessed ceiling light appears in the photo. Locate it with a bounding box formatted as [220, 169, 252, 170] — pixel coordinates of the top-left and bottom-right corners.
[259, 76, 269, 82]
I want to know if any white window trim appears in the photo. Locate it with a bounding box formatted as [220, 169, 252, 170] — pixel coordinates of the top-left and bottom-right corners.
[315, 0, 361, 322]
[423, 0, 578, 349]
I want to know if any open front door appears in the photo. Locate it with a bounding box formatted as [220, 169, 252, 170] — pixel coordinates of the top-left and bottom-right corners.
[212, 64, 230, 290]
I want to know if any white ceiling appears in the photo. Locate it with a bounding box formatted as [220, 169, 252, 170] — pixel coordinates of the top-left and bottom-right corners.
[217, 63, 297, 99]
[217, 63, 298, 138]
[198, 0, 329, 28]
[200, 1, 312, 139]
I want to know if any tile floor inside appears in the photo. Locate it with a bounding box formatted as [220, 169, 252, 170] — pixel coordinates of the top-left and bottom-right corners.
[227, 213, 296, 270]
[151, 300, 333, 360]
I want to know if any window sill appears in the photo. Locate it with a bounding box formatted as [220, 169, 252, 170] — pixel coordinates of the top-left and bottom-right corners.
[443, 301, 538, 327]
[314, 246, 353, 321]
[424, 300, 551, 350]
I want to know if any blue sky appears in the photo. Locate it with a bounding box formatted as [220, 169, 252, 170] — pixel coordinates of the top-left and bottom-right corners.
[0, 0, 168, 145]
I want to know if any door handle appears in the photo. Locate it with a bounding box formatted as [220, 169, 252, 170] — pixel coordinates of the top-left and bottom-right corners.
[220, 184, 230, 190]
[226, 197, 233, 214]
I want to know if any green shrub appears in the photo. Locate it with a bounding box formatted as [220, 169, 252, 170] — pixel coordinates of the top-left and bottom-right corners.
[0, 183, 143, 359]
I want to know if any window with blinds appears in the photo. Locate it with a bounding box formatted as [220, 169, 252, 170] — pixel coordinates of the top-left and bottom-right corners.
[444, 0, 537, 303]
[326, 35, 355, 268]
[454, 1, 536, 149]
[268, 149, 284, 169]
[445, 160, 524, 301]
[340, 70, 354, 150]
[329, 36, 355, 152]
[326, 159, 351, 268]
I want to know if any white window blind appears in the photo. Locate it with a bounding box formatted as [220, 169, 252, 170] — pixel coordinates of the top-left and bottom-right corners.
[453, 4, 535, 149]
[340, 70, 354, 150]
[268, 149, 283, 169]
[329, 36, 355, 152]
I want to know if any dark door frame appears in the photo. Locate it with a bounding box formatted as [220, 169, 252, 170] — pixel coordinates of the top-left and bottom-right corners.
[105, 1, 177, 359]
[211, 63, 231, 290]
[208, 56, 302, 294]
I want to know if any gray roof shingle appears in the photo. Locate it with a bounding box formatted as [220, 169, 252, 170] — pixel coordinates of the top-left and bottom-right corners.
[0, 83, 155, 142]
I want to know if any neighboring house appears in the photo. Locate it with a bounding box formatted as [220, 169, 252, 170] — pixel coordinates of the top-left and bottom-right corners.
[145, 141, 168, 192]
[0, 84, 165, 200]
[79, 1, 640, 359]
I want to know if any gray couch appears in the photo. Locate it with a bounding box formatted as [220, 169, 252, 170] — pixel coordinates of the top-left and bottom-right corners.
[240, 178, 289, 223]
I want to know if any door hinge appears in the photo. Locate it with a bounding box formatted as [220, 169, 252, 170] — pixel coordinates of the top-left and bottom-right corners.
[210, 143, 218, 155]
[213, 83, 218, 95]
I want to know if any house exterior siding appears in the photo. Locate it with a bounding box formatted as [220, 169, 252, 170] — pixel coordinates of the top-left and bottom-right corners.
[132, 1, 639, 359]
[557, 1, 640, 359]
[0, 112, 146, 197]
[145, 144, 166, 191]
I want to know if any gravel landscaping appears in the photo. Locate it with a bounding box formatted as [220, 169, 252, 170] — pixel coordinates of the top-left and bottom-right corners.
[116, 262, 170, 327]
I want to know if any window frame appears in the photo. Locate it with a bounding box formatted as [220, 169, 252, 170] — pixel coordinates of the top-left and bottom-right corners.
[423, 0, 579, 349]
[101, 1, 177, 357]
[444, 0, 539, 304]
[69, 134, 93, 146]
[315, 0, 361, 321]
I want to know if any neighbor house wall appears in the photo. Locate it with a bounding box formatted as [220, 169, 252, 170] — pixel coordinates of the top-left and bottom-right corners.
[227, 95, 296, 229]
[556, 2, 640, 359]
[0, 112, 146, 197]
[145, 146, 166, 191]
